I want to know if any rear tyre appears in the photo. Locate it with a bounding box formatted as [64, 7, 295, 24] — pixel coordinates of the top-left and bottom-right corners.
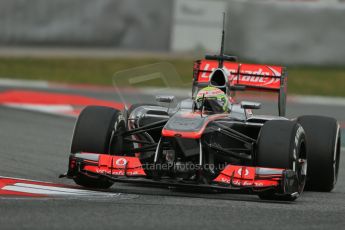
[297, 116, 340, 192]
[256, 120, 307, 201]
[71, 106, 125, 189]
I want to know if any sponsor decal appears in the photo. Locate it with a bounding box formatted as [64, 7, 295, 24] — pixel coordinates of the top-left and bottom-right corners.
[218, 177, 272, 187]
[241, 180, 253, 186]
[232, 179, 241, 186]
[96, 169, 108, 174]
[213, 165, 281, 187]
[229, 74, 280, 86]
[201, 63, 210, 78]
[115, 158, 128, 166]
[237, 168, 250, 177]
[110, 171, 140, 176]
[254, 182, 264, 187]
[220, 177, 230, 184]
[95, 169, 142, 176]
[84, 155, 146, 177]
[197, 60, 282, 89]
[267, 66, 282, 77]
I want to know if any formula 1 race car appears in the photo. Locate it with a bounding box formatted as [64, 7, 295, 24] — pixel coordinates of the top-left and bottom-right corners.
[61, 23, 341, 202]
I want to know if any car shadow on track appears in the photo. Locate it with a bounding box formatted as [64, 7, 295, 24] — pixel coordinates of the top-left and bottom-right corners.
[107, 183, 296, 205]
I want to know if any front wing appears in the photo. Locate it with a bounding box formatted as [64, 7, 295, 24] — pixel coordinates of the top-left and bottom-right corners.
[65, 153, 299, 195]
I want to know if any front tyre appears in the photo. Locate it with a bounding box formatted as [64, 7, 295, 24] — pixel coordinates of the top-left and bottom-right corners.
[70, 106, 125, 189]
[256, 120, 307, 201]
[71, 106, 125, 154]
[297, 116, 341, 192]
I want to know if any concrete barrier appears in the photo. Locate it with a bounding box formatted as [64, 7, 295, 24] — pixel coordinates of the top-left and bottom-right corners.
[0, 0, 173, 51]
[226, 1, 345, 65]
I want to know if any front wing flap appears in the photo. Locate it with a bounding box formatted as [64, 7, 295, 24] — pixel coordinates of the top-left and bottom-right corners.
[66, 153, 299, 195]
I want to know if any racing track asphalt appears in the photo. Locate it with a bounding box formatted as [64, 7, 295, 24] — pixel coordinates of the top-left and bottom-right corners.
[0, 87, 344, 230]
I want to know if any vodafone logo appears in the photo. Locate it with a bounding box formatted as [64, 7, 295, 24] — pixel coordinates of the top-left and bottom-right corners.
[237, 168, 249, 176]
[115, 158, 127, 166]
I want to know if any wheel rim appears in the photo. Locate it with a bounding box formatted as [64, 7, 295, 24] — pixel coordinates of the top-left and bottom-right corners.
[295, 140, 307, 195]
[333, 134, 341, 186]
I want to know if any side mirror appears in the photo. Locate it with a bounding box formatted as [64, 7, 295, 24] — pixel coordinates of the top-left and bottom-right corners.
[241, 101, 261, 110]
[156, 95, 175, 103]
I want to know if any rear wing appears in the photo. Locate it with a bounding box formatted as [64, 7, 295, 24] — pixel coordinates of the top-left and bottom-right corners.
[193, 59, 288, 116]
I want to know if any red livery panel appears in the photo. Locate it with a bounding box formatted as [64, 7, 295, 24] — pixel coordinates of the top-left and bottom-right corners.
[213, 165, 283, 188]
[196, 60, 284, 91]
[82, 154, 146, 176]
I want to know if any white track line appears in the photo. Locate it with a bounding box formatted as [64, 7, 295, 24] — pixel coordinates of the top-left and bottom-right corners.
[11, 183, 102, 195]
[2, 185, 93, 196]
[3, 103, 77, 118]
[0, 78, 49, 88]
[4, 103, 74, 113]
[1, 183, 120, 197]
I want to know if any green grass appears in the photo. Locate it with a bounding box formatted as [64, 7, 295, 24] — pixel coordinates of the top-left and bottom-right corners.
[287, 67, 345, 97]
[0, 57, 194, 86]
[0, 57, 344, 97]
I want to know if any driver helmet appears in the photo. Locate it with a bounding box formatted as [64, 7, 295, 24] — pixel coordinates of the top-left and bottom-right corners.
[195, 86, 229, 113]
